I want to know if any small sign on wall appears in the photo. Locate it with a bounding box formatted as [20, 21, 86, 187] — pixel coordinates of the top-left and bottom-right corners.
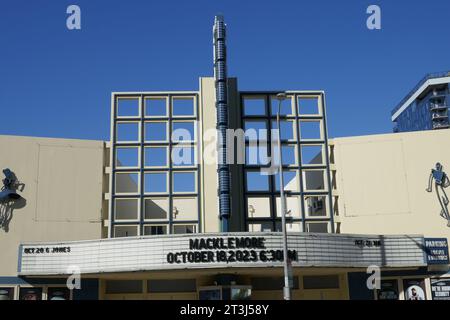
[424, 238, 449, 265]
[431, 278, 450, 300]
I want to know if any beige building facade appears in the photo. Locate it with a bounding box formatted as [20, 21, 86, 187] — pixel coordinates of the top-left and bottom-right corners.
[0, 77, 449, 301]
[333, 128, 450, 239]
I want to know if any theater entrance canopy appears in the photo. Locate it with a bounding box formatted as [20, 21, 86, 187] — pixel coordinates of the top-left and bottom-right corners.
[17, 232, 430, 276]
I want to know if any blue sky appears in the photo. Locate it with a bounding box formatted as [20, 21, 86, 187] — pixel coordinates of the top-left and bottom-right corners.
[0, 0, 449, 140]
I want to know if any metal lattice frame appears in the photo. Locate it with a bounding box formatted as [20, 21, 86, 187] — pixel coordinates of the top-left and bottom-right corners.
[108, 92, 201, 238]
[240, 91, 334, 233]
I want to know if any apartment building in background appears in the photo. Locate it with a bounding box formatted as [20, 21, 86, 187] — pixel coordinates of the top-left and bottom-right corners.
[392, 71, 450, 132]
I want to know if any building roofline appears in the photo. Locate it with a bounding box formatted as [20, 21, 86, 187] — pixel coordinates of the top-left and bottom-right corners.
[239, 90, 325, 95]
[111, 90, 326, 96]
[0, 134, 104, 144]
[111, 91, 199, 95]
[330, 124, 450, 143]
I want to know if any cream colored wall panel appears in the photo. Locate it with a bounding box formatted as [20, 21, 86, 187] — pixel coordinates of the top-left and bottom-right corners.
[36, 145, 103, 222]
[334, 129, 450, 241]
[199, 77, 219, 232]
[0, 135, 104, 276]
[337, 139, 410, 217]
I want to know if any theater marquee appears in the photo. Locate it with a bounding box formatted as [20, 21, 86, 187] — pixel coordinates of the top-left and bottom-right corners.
[166, 236, 298, 264]
[18, 232, 428, 276]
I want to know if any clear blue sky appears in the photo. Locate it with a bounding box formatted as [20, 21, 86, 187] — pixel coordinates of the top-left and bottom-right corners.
[0, 0, 449, 140]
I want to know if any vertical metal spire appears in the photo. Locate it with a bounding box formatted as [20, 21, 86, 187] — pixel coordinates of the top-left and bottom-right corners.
[213, 15, 231, 232]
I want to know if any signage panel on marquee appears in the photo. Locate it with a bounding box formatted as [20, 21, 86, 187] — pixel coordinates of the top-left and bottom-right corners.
[424, 238, 449, 265]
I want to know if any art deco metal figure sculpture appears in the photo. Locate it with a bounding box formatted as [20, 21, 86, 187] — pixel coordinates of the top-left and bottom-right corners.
[426, 163, 450, 226]
[0, 168, 24, 231]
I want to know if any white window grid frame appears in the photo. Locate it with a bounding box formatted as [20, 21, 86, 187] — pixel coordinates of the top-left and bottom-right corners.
[242, 95, 268, 117]
[143, 197, 170, 222]
[113, 197, 141, 222]
[144, 120, 169, 143]
[300, 143, 326, 168]
[280, 143, 299, 167]
[298, 118, 324, 142]
[143, 171, 170, 195]
[302, 169, 328, 192]
[278, 220, 304, 233]
[143, 145, 170, 169]
[297, 95, 323, 117]
[116, 96, 142, 119]
[271, 118, 298, 142]
[143, 224, 169, 236]
[171, 95, 197, 118]
[172, 170, 198, 195]
[110, 93, 201, 238]
[113, 224, 140, 237]
[171, 143, 198, 168]
[241, 92, 334, 233]
[305, 221, 331, 233]
[303, 194, 331, 219]
[245, 169, 271, 193]
[243, 119, 269, 143]
[171, 120, 198, 143]
[274, 169, 301, 193]
[172, 223, 198, 234]
[115, 145, 141, 169]
[269, 94, 296, 117]
[114, 171, 141, 196]
[144, 96, 169, 118]
[274, 194, 303, 219]
[172, 195, 199, 221]
[115, 121, 141, 144]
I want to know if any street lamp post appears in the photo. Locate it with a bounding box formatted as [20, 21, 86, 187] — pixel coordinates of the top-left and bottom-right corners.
[276, 92, 292, 300]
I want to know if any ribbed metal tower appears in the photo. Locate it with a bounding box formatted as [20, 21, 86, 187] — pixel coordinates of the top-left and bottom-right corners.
[213, 15, 231, 232]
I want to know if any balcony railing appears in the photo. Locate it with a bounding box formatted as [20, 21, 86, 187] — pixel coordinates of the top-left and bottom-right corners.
[429, 103, 448, 111]
[432, 121, 450, 129]
[431, 113, 448, 120]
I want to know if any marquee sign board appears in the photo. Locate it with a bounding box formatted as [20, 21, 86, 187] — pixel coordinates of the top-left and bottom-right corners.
[18, 232, 427, 276]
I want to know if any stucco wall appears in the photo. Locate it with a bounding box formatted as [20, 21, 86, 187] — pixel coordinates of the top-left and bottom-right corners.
[333, 129, 450, 241]
[0, 135, 104, 276]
